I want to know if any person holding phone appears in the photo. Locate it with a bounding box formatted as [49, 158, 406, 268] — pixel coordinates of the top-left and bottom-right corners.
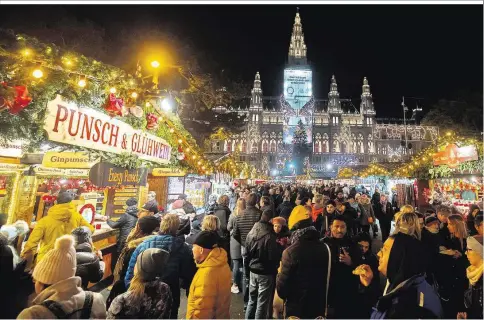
[323, 216, 360, 318]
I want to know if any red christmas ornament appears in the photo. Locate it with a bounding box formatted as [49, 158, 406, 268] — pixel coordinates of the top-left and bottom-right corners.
[104, 93, 124, 117]
[146, 113, 159, 130]
[0, 82, 32, 114]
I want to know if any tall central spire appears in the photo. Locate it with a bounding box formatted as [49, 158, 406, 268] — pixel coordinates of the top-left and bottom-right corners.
[288, 9, 307, 65]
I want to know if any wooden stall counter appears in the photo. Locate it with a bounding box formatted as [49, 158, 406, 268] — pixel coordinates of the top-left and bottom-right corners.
[90, 221, 119, 287]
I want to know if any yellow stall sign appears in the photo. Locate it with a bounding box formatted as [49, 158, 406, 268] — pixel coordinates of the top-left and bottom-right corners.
[42, 152, 99, 169]
[152, 167, 186, 177]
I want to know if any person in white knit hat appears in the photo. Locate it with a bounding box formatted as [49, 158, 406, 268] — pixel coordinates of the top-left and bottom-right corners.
[17, 235, 106, 319]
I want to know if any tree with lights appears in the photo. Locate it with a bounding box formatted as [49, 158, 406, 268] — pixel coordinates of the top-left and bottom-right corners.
[292, 119, 311, 175]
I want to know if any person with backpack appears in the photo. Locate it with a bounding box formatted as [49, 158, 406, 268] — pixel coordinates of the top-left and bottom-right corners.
[17, 235, 106, 319]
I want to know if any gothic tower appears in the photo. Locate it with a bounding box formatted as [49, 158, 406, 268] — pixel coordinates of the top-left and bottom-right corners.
[288, 9, 308, 66]
[360, 77, 375, 114]
[250, 71, 262, 110]
[328, 75, 342, 113]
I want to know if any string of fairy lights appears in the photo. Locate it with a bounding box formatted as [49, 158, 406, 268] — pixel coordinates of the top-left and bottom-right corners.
[0, 32, 255, 176]
[336, 131, 481, 179]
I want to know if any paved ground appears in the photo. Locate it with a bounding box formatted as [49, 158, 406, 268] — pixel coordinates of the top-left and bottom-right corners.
[101, 222, 390, 319]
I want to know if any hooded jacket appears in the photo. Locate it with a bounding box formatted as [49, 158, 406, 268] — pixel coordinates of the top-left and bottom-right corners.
[276, 201, 294, 221]
[186, 247, 231, 319]
[107, 205, 138, 252]
[233, 205, 262, 246]
[371, 274, 443, 319]
[22, 203, 94, 263]
[370, 233, 442, 319]
[276, 226, 330, 319]
[125, 233, 196, 317]
[245, 221, 281, 275]
[75, 242, 104, 289]
[17, 277, 106, 319]
[107, 279, 173, 319]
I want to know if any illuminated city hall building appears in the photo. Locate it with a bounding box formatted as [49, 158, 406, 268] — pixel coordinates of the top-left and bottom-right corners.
[207, 11, 439, 177]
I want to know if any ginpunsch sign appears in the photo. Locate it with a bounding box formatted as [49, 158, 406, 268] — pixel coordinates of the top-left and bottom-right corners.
[44, 95, 171, 164]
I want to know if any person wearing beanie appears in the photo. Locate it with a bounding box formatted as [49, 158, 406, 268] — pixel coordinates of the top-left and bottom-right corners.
[125, 214, 196, 319]
[17, 235, 106, 319]
[107, 215, 160, 308]
[458, 235, 484, 320]
[108, 248, 173, 319]
[21, 191, 94, 265]
[276, 205, 330, 319]
[186, 231, 231, 319]
[71, 227, 104, 289]
[288, 204, 312, 231]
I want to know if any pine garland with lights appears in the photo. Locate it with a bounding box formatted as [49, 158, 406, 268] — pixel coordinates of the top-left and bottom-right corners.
[0, 31, 214, 173]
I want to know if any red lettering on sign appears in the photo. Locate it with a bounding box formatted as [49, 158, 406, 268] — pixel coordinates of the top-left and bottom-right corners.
[53, 105, 68, 132]
[68, 109, 81, 137]
[101, 122, 110, 144]
[110, 124, 119, 147]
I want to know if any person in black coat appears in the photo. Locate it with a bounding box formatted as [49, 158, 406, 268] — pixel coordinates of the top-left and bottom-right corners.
[106, 197, 139, 254]
[458, 235, 483, 320]
[245, 211, 281, 319]
[373, 194, 394, 242]
[105, 197, 139, 271]
[276, 213, 330, 319]
[323, 216, 360, 319]
[71, 227, 104, 289]
[276, 193, 294, 220]
[335, 201, 358, 237]
[213, 195, 232, 241]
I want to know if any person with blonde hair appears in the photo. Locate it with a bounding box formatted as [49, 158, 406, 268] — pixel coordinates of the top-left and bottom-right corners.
[393, 205, 421, 240]
[125, 213, 196, 319]
[202, 215, 221, 232]
[108, 248, 173, 319]
[228, 198, 245, 294]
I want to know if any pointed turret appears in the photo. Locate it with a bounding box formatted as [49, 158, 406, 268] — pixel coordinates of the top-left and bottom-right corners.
[250, 71, 262, 110]
[288, 9, 307, 65]
[360, 77, 375, 114]
[328, 75, 341, 112]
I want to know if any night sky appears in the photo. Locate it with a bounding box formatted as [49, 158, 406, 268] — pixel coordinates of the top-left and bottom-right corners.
[1, 5, 483, 118]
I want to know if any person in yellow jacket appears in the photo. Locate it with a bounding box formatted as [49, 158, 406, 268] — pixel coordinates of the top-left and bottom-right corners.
[21, 191, 94, 264]
[186, 231, 231, 319]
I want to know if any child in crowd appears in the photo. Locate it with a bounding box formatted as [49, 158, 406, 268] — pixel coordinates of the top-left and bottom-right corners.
[17, 235, 106, 319]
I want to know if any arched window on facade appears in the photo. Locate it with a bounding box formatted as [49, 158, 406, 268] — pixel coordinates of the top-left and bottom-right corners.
[333, 133, 340, 153]
[368, 134, 374, 153]
[225, 140, 231, 153]
[241, 140, 247, 153]
[314, 133, 322, 153]
[270, 139, 276, 153]
[351, 133, 356, 153]
[261, 140, 268, 153]
[322, 133, 329, 153]
[277, 140, 283, 152]
[251, 141, 258, 153]
[377, 143, 381, 154]
[357, 134, 364, 154]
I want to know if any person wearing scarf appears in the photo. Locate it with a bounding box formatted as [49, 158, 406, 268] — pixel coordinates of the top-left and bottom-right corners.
[276, 207, 330, 319]
[457, 235, 483, 319]
[356, 233, 443, 319]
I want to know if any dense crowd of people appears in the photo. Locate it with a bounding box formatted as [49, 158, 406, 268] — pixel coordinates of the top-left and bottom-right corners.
[0, 183, 483, 319]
